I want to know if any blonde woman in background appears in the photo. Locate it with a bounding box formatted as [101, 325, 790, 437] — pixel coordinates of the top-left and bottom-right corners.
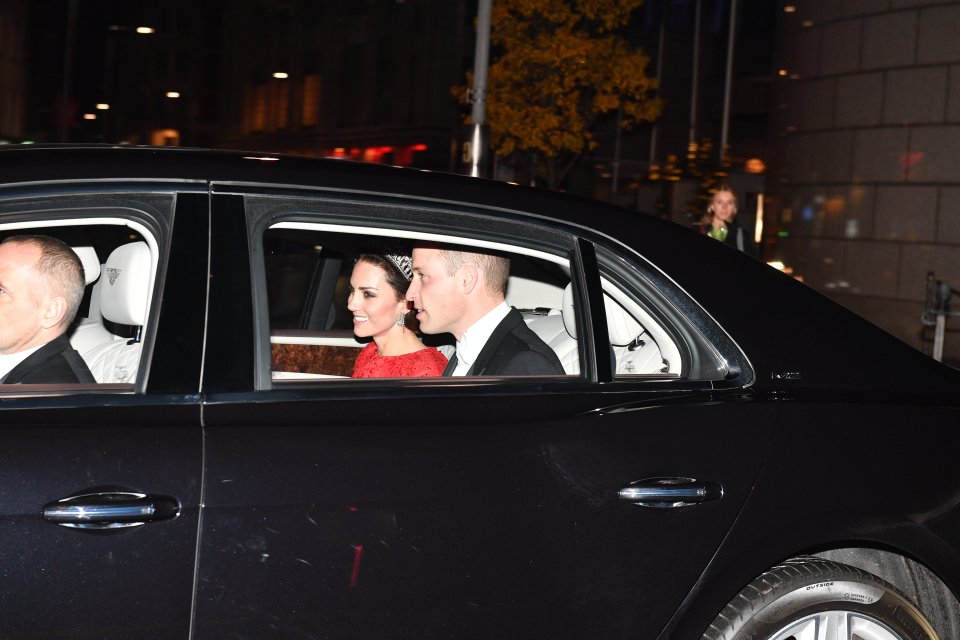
[695, 185, 757, 257]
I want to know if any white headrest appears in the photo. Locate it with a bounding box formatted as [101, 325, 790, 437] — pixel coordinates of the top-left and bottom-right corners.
[72, 246, 100, 285]
[561, 283, 643, 346]
[98, 242, 151, 326]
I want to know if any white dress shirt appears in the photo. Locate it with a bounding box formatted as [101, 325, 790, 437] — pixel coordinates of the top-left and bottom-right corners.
[451, 301, 511, 376]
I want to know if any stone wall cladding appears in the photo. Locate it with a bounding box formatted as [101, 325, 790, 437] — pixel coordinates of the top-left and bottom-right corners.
[772, 0, 960, 363]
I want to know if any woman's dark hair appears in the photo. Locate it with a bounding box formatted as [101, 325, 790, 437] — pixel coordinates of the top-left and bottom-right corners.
[355, 251, 419, 332]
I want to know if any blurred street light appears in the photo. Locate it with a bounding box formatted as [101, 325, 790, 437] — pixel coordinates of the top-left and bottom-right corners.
[109, 25, 155, 34]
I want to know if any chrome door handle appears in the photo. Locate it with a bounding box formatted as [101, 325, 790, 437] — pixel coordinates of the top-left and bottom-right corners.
[619, 477, 722, 508]
[42, 488, 180, 530]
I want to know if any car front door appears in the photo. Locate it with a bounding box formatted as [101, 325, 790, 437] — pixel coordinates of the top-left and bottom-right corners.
[193, 192, 774, 639]
[0, 189, 208, 639]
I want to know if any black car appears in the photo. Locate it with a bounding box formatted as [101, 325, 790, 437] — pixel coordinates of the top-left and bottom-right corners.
[1, 145, 958, 640]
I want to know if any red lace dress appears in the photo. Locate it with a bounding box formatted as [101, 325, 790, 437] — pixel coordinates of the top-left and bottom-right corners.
[351, 342, 448, 378]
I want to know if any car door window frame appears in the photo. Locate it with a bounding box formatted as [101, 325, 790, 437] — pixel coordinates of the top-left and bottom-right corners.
[593, 241, 753, 386]
[244, 192, 586, 388]
[0, 190, 176, 394]
[240, 188, 741, 390]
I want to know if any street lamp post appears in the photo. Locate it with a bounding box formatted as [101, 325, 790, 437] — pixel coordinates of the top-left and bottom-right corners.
[719, 0, 739, 164]
[467, 0, 492, 178]
[60, 0, 79, 142]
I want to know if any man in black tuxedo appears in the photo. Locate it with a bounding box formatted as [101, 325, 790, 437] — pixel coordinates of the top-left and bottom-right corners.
[0, 235, 95, 384]
[406, 246, 564, 377]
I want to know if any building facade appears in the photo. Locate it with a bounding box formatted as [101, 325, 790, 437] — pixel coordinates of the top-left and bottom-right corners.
[0, 0, 27, 141]
[212, 0, 473, 171]
[769, 0, 960, 363]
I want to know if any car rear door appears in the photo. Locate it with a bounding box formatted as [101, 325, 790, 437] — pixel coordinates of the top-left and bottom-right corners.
[194, 190, 774, 639]
[0, 188, 207, 639]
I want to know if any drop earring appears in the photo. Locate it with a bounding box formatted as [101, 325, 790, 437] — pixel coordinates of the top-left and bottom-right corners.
[395, 313, 406, 327]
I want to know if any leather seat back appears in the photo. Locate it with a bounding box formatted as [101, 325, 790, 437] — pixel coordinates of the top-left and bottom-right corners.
[562, 284, 667, 375]
[81, 242, 151, 383]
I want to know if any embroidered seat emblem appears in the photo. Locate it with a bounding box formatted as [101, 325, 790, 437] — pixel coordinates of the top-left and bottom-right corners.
[105, 267, 121, 285]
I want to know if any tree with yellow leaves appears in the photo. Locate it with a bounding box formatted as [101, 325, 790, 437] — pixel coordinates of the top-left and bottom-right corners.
[456, 0, 662, 189]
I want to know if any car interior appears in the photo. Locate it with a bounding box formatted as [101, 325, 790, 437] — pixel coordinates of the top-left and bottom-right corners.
[0, 221, 156, 388]
[0, 216, 681, 388]
[264, 224, 679, 381]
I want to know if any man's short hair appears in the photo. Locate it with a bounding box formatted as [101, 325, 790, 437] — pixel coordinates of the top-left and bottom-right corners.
[2, 235, 85, 326]
[439, 248, 510, 296]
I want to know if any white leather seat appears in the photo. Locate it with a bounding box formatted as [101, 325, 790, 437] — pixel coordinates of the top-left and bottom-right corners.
[81, 242, 151, 384]
[72, 246, 101, 286]
[69, 247, 117, 356]
[524, 308, 579, 374]
[560, 284, 667, 376]
[526, 283, 669, 376]
[598, 295, 668, 375]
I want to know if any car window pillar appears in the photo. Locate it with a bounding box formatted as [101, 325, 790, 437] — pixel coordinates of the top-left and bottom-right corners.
[148, 192, 210, 394]
[573, 238, 613, 383]
[204, 194, 256, 393]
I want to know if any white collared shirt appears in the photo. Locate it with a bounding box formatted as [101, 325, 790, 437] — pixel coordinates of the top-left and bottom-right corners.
[452, 301, 511, 376]
[0, 343, 44, 383]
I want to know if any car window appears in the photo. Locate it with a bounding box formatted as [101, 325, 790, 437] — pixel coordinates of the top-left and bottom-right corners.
[0, 206, 165, 392]
[262, 223, 574, 381]
[595, 244, 739, 382]
[599, 283, 680, 378]
[246, 195, 720, 386]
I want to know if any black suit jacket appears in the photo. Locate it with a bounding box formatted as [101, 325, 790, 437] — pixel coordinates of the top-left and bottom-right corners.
[2, 334, 96, 384]
[443, 308, 565, 376]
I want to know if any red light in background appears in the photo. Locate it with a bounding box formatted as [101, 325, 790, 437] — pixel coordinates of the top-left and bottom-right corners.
[349, 545, 364, 588]
[326, 144, 427, 166]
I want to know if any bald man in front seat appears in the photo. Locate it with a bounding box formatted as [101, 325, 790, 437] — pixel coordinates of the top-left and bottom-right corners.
[0, 235, 95, 384]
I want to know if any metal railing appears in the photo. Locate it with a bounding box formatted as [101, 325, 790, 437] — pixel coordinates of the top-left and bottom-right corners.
[922, 272, 960, 362]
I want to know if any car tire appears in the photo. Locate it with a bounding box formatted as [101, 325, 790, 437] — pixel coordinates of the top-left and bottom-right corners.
[703, 556, 941, 640]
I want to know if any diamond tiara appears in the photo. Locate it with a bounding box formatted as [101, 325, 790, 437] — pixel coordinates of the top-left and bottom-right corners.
[385, 253, 413, 280]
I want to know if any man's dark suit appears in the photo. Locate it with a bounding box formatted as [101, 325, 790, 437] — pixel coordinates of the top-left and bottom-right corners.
[443, 308, 564, 376]
[2, 334, 96, 384]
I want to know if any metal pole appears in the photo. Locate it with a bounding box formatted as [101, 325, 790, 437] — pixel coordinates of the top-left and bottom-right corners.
[60, 0, 79, 142]
[934, 312, 946, 362]
[469, 0, 492, 178]
[648, 0, 667, 165]
[719, 0, 738, 164]
[688, 0, 702, 147]
[612, 106, 622, 197]
[933, 282, 951, 362]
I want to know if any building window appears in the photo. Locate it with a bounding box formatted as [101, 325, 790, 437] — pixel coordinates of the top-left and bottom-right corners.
[150, 129, 180, 146]
[302, 74, 321, 127]
[247, 84, 268, 132]
[273, 80, 289, 130]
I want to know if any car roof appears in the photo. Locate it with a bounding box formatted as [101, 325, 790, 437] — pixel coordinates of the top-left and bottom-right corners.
[0, 144, 674, 232]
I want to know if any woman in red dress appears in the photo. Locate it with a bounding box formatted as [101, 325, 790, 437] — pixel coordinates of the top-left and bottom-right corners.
[348, 250, 448, 378]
